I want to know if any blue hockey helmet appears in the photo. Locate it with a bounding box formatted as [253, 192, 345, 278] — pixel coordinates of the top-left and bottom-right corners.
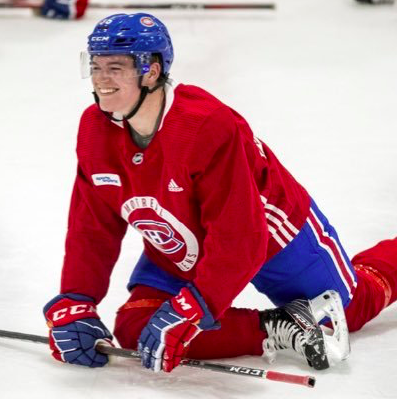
[86, 13, 174, 76]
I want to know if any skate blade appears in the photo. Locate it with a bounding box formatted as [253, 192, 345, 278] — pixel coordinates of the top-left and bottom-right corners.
[309, 290, 351, 364]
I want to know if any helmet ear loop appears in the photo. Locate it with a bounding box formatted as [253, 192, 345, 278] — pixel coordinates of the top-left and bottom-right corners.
[124, 86, 149, 120]
[123, 69, 164, 120]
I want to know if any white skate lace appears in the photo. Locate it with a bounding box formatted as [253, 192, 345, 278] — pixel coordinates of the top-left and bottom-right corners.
[263, 318, 307, 362]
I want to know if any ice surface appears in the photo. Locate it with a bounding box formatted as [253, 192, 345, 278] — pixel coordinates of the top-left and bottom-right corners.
[0, 0, 396, 398]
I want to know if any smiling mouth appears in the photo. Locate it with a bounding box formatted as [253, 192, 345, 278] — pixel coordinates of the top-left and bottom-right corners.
[97, 88, 119, 95]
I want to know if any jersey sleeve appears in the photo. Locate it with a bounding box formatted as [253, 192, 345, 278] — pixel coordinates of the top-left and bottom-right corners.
[60, 107, 128, 304]
[190, 106, 268, 319]
[60, 164, 128, 303]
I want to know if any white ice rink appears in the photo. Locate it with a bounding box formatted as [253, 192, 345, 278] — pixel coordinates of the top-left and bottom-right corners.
[0, 0, 396, 398]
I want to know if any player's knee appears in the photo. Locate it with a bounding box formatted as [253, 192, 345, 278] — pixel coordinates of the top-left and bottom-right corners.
[345, 265, 393, 332]
[114, 298, 166, 349]
[352, 238, 397, 305]
[352, 238, 397, 273]
[113, 286, 173, 348]
[114, 307, 152, 349]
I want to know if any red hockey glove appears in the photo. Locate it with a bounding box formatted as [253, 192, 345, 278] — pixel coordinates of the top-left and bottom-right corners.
[44, 293, 113, 367]
[138, 284, 220, 372]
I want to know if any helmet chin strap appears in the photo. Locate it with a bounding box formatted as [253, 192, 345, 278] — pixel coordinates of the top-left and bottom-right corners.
[93, 76, 166, 123]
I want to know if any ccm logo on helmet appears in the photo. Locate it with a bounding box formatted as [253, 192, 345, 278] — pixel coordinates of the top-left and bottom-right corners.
[92, 36, 110, 42]
[52, 304, 97, 321]
[140, 17, 155, 27]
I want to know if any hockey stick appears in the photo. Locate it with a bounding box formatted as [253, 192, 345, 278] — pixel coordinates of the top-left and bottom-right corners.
[0, 1, 276, 10]
[0, 329, 315, 388]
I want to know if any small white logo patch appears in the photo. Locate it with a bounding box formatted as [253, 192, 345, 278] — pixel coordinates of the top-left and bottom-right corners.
[132, 153, 144, 165]
[168, 179, 184, 192]
[92, 173, 121, 187]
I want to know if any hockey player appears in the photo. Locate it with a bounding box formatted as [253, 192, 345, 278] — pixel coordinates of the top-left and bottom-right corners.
[40, 0, 88, 19]
[43, 13, 397, 373]
[37, 0, 396, 20]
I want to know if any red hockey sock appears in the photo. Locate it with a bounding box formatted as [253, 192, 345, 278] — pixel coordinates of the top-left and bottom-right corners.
[187, 307, 266, 359]
[345, 238, 397, 332]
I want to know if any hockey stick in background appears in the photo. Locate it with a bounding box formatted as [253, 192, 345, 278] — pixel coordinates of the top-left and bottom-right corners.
[0, 329, 315, 388]
[0, 1, 276, 10]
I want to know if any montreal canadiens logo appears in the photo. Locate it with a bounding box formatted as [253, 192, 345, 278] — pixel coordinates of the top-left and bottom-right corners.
[121, 196, 199, 272]
[140, 17, 155, 27]
[133, 220, 184, 254]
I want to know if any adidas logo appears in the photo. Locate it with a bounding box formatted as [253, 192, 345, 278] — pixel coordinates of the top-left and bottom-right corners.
[168, 179, 184, 192]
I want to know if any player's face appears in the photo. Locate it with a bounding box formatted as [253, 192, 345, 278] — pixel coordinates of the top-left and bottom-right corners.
[91, 55, 141, 114]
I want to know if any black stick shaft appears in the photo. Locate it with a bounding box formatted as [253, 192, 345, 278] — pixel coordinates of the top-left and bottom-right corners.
[0, 329, 315, 387]
[0, 329, 49, 344]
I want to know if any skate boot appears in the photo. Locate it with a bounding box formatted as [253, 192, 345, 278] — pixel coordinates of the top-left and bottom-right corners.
[259, 290, 350, 370]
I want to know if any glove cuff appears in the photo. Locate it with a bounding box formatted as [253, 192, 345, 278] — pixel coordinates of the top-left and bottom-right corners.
[44, 293, 94, 313]
[44, 293, 99, 328]
[171, 283, 219, 331]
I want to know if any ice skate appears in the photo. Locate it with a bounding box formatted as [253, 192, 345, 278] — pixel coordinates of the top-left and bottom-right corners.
[259, 290, 350, 370]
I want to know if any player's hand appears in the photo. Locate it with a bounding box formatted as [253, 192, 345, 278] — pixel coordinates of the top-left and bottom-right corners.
[44, 293, 113, 367]
[40, 0, 88, 19]
[138, 284, 219, 372]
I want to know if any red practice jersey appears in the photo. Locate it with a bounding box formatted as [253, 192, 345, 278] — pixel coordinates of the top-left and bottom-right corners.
[61, 83, 310, 318]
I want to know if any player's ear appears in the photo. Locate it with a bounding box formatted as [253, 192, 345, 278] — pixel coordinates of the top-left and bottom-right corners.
[144, 62, 162, 88]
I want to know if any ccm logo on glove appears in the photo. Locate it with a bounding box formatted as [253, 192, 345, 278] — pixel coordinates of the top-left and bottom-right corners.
[45, 297, 100, 327]
[175, 294, 192, 310]
[52, 304, 97, 321]
[171, 289, 204, 320]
